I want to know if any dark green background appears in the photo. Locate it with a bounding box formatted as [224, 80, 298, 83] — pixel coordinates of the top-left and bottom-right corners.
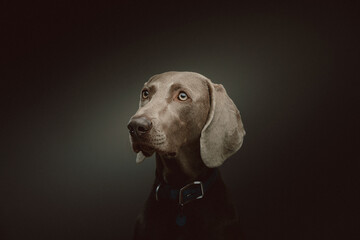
[2, 1, 358, 239]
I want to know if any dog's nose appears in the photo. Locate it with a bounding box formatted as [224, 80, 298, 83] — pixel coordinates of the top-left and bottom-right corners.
[127, 117, 152, 137]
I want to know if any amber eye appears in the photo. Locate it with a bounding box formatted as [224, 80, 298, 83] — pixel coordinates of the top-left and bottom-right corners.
[178, 91, 188, 101]
[142, 90, 149, 99]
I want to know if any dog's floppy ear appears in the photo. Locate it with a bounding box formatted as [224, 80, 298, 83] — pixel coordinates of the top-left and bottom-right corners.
[200, 80, 246, 168]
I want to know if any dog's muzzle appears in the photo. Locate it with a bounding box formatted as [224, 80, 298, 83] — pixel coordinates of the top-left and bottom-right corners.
[127, 117, 152, 138]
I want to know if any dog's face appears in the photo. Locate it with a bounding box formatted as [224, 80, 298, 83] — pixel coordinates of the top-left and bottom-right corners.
[128, 72, 210, 160]
[128, 71, 245, 167]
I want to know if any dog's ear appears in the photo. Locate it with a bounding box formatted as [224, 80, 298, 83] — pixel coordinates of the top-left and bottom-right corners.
[200, 80, 245, 168]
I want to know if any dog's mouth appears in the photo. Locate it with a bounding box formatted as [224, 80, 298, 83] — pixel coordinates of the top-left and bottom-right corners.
[139, 145, 155, 157]
[132, 142, 155, 157]
[133, 143, 155, 164]
[132, 141, 177, 162]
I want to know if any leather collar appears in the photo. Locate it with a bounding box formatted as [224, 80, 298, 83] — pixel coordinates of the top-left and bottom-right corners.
[155, 169, 218, 206]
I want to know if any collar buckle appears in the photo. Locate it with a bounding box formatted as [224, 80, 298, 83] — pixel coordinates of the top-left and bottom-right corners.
[179, 181, 204, 206]
[155, 183, 161, 201]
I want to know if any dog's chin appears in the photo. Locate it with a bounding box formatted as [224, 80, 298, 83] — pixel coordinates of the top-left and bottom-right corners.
[158, 151, 177, 158]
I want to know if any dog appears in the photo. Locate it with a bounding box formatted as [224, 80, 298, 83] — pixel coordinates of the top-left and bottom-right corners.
[127, 71, 245, 239]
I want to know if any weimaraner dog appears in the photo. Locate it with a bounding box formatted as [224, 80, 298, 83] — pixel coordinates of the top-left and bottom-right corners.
[127, 71, 245, 240]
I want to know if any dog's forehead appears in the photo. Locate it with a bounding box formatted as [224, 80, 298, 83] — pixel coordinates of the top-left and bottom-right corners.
[144, 72, 208, 91]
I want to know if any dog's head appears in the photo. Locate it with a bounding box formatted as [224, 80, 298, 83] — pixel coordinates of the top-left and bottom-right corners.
[127, 71, 245, 167]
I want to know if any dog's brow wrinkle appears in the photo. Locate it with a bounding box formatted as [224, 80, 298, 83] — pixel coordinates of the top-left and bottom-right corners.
[169, 83, 183, 91]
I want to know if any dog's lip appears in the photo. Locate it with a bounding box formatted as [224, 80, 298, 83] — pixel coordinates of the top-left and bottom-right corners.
[132, 142, 176, 158]
[139, 145, 154, 156]
[133, 143, 155, 157]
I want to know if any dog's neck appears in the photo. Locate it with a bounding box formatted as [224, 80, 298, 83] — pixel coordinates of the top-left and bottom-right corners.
[155, 141, 211, 187]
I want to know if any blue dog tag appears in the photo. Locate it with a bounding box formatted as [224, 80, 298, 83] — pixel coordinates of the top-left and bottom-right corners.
[176, 214, 187, 227]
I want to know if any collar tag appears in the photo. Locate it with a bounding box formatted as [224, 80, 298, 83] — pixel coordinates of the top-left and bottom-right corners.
[176, 214, 187, 227]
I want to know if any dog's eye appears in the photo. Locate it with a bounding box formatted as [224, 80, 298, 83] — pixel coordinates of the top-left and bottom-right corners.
[142, 90, 149, 99]
[178, 92, 188, 101]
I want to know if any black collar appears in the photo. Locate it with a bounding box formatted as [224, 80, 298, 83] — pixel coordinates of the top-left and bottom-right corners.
[155, 169, 218, 206]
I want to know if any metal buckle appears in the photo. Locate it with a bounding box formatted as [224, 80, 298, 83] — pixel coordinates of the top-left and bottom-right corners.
[179, 181, 204, 206]
[155, 183, 161, 201]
